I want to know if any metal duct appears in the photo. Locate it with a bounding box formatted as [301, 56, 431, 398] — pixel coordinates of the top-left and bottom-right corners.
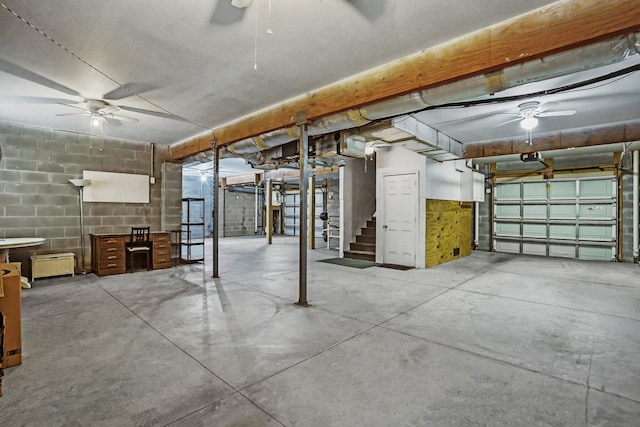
[499, 34, 638, 89]
[308, 109, 370, 135]
[261, 128, 299, 147]
[359, 92, 429, 120]
[225, 137, 262, 155]
[420, 34, 639, 104]
[220, 33, 638, 163]
[420, 75, 489, 106]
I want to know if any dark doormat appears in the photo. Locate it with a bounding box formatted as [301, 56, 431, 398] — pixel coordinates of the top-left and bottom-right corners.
[318, 258, 377, 269]
[378, 263, 414, 271]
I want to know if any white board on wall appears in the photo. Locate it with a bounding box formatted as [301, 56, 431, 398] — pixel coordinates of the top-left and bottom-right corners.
[82, 170, 150, 203]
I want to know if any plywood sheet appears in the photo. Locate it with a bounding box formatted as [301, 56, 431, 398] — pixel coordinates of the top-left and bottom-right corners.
[426, 199, 472, 268]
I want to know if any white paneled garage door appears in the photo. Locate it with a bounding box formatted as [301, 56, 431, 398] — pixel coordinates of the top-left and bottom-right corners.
[283, 190, 324, 238]
[494, 176, 617, 261]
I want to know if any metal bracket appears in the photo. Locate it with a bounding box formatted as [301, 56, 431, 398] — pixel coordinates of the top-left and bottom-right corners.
[295, 110, 308, 126]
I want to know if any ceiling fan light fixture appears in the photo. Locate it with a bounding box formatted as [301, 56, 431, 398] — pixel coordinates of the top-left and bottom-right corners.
[231, 0, 253, 8]
[521, 117, 538, 130]
[91, 114, 101, 127]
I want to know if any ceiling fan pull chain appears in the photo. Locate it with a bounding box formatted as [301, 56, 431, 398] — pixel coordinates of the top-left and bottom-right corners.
[267, 0, 273, 34]
[253, 0, 259, 70]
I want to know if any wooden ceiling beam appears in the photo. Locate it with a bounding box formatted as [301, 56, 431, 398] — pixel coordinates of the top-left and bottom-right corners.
[463, 120, 640, 159]
[170, 0, 640, 160]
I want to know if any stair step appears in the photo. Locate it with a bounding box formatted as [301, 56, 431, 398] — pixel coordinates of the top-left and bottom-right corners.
[356, 234, 375, 244]
[350, 242, 375, 252]
[343, 250, 376, 262]
[366, 219, 376, 228]
[361, 227, 376, 236]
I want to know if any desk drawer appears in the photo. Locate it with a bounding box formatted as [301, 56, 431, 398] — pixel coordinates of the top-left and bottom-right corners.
[153, 233, 170, 243]
[154, 242, 170, 251]
[92, 235, 126, 276]
[99, 252, 124, 266]
[99, 259, 125, 270]
[152, 248, 171, 269]
[98, 237, 125, 248]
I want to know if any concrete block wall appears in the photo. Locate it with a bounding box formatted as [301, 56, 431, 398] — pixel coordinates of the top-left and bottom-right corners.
[223, 189, 256, 237]
[0, 121, 182, 274]
[620, 154, 634, 262]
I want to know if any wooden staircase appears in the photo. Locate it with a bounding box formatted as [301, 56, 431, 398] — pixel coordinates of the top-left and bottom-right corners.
[344, 218, 376, 262]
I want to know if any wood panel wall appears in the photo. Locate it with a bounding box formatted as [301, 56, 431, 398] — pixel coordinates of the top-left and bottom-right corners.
[426, 199, 473, 268]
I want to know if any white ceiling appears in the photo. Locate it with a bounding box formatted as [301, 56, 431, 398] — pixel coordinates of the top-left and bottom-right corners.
[0, 0, 573, 147]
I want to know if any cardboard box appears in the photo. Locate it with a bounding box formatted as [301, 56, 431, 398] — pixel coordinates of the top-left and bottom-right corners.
[0, 263, 22, 368]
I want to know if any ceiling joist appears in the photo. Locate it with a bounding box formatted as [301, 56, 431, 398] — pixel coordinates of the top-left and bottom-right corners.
[169, 0, 640, 160]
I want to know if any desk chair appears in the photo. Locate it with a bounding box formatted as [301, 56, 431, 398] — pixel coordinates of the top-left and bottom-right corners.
[126, 227, 151, 273]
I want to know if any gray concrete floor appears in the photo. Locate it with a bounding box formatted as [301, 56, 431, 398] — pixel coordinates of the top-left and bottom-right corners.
[1, 235, 639, 426]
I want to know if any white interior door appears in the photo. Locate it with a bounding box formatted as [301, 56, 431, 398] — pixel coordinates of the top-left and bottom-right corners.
[383, 172, 418, 266]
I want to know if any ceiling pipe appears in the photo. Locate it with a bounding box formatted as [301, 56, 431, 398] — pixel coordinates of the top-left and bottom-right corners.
[189, 33, 638, 167]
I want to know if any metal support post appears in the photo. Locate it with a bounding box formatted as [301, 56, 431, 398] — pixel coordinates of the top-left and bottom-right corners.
[309, 173, 316, 249]
[266, 177, 273, 244]
[297, 111, 310, 306]
[212, 140, 220, 278]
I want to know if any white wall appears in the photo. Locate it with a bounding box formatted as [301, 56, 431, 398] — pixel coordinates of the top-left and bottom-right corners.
[426, 159, 484, 202]
[376, 146, 427, 268]
[375, 148, 484, 268]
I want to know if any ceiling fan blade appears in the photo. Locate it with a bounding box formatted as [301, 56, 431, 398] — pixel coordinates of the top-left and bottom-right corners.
[102, 83, 156, 101]
[345, 0, 386, 21]
[103, 117, 123, 127]
[537, 109, 576, 117]
[535, 101, 558, 113]
[118, 105, 189, 122]
[0, 58, 81, 96]
[57, 102, 88, 112]
[430, 110, 518, 126]
[104, 113, 139, 124]
[210, 0, 248, 25]
[56, 112, 91, 117]
[1, 95, 78, 104]
[492, 117, 523, 127]
[100, 105, 120, 114]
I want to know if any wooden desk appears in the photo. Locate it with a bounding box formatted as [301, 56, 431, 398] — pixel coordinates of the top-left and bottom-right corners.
[90, 232, 172, 276]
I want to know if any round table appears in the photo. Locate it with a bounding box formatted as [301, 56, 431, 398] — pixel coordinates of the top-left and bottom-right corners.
[0, 237, 46, 251]
[0, 238, 46, 288]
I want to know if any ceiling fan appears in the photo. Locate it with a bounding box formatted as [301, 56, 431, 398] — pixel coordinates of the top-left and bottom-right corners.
[210, 0, 386, 25]
[493, 101, 576, 129]
[56, 99, 139, 125]
[0, 58, 187, 124]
